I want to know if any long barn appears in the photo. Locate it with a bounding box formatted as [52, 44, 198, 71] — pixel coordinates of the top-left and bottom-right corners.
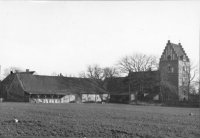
[0, 71, 109, 103]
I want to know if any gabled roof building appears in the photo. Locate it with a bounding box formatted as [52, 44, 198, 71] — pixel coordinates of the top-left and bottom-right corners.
[0, 70, 108, 103]
[159, 40, 190, 101]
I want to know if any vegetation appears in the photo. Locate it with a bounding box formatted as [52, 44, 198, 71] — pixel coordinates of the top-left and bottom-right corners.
[0, 103, 199, 137]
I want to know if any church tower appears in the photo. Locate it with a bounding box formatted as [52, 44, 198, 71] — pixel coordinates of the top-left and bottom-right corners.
[159, 40, 190, 101]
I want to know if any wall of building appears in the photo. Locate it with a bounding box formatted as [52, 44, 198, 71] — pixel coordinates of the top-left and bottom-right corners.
[29, 94, 109, 103]
[7, 75, 25, 102]
[178, 60, 189, 101]
[159, 60, 179, 100]
[160, 42, 190, 101]
[0, 74, 16, 100]
[82, 94, 109, 102]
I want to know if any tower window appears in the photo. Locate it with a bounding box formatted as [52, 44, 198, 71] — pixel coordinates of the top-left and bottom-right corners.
[183, 66, 185, 72]
[167, 55, 171, 60]
[183, 55, 186, 61]
[168, 65, 171, 72]
[171, 67, 174, 73]
[180, 55, 183, 60]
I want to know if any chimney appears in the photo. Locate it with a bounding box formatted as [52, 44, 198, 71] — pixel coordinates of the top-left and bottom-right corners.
[178, 43, 181, 45]
[168, 40, 170, 43]
[26, 69, 29, 72]
[10, 71, 13, 74]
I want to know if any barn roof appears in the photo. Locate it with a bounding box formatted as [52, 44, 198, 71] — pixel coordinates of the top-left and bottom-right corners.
[104, 77, 129, 95]
[16, 74, 108, 95]
[2, 71, 35, 84]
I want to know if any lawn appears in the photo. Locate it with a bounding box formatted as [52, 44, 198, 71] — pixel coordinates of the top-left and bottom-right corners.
[0, 102, 199, 138]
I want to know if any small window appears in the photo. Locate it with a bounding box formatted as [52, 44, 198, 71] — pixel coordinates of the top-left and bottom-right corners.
[171, 67, 174, 73]
[168, 65, 171, 72]
[182, 78, 185, 86]
[180, 55, 183, 60]
[183, 66, 185, 72]
[167, 55, 171, 60]
[183, 55, 186, 61]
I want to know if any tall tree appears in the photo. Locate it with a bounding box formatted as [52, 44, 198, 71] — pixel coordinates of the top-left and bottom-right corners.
[103, 67, 120, 79]
[86, 64, 104, 80]
[79, 64, 120, 80]
[117, 53, 158, 74]
[184, 61, 199, 94]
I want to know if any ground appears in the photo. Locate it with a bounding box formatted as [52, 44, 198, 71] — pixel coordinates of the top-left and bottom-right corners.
[0, 103, 199, 138]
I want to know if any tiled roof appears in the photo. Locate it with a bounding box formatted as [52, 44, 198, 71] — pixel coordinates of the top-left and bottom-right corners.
[128, 71, 159, 79]
[104, 77, 129, 95]
[170, 42, 189, 61]
[2, 72, 35, 84]
[171, 43, 184, 56]
[17, 74, 108, 95]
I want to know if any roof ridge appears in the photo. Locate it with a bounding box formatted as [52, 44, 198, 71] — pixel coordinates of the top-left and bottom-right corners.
[16, 74, 26, 92]
[179, 45, 189, 61]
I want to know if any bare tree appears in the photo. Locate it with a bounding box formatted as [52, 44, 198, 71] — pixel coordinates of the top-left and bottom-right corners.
[3, 66, 23, 78]
[86, 64, 104, 80]
[79, 64, 120, 80]
[117, 53, 159, 101]
[78, 64, 104, 80]
[78, 71, 87, 78]
[184, 61, 199, 94]
[117, 53, 158, 74]
[103, 67, 120, 79]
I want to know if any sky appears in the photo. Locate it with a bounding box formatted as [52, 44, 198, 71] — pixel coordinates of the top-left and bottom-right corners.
[0, 1, 199, 79]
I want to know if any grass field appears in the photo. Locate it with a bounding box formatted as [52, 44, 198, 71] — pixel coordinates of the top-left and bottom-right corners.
[0, 103, 199, 138]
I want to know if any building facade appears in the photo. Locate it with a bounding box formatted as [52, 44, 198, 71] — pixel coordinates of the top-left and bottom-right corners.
[0, 71, 109, 103]
[159, 40, 190, 101]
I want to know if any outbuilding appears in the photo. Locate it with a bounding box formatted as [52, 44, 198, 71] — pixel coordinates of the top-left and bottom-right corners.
[1, 71, 109, 103]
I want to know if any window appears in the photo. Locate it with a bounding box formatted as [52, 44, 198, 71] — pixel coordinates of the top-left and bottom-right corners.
[168, 65, 171, 72]
[180, 55, 183, 60]
[167, 55, 171, 60]
[183, 55, 186, 61]
[183, 66, 185, 72]
[171, 67, 174, 73]
[179, 78, 182, 85]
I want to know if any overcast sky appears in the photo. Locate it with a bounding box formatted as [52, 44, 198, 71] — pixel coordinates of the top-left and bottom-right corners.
[0, 1, 199, 79]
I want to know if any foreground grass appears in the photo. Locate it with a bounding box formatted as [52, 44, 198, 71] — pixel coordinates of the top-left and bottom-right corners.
[0, 103, 199, 138]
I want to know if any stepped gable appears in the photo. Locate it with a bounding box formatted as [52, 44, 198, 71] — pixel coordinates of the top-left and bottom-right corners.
[171, 42, 189, 61]
[160, 40, 189, 62]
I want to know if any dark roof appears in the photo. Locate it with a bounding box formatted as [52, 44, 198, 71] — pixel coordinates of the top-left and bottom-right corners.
[128, 71, 159, 80]
[2, 71, 35, 84]
[170, 42, 189, 61]
[2, 74, 16, 84]
[17, 74, 108, 95]
[104, 77, 129, 95]
[171, 43, 184, 56]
